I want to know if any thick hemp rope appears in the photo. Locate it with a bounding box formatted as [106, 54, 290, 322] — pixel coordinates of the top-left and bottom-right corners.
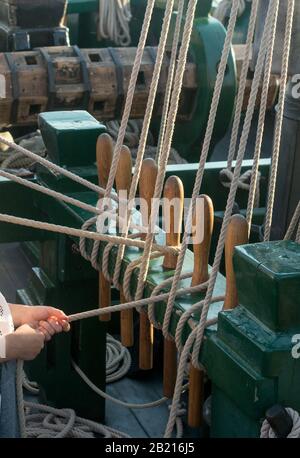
[284, 201, 300, 241]
[132, 0, 200, 310]
[90, 0, 161, 274]
[165, 0, 275, 437]
[213, 0, 250, 23]
[155, 0, 186, 164]
[220, 0, 260, 205]
[109, 0, 178, 289]
[98, 0, 132, 46]
[245, 2, 278, 230]
[264, 0, 295, 242]
[260, 408, 300, 438]
[162, 0, 241, 345]
[101, 0, 156, 205]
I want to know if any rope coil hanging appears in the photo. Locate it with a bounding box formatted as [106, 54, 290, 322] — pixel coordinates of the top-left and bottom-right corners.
[97, 0, 132, 46]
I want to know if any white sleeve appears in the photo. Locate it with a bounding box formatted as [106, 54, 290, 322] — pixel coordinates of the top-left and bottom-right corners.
[0, 292, 15, 359]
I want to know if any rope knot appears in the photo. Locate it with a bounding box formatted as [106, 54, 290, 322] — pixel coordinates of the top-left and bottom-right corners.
[220, 168, 261, 208]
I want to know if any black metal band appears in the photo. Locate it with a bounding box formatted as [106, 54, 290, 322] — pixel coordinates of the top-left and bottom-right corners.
[73, 45, 91, 111]
[39, 46, 91, 111]
[39, 47, 56, 110]
[108, 47, 124, 119]
[4, 53, 19, 124]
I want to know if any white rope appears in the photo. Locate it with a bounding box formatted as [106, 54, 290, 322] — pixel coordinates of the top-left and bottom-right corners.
[24, 402, 129, 438]
[0, 212, 178, 255]
[213, 0, 250, 23]
[106, 334, 132, 383]
[98, 0, 132, 46]
[285, 201, 300, 240]
[108, 0, 178, 289]
[260, 408, 300, 438]
[165, 0, 273, 437]
[264, 0, 295, 242]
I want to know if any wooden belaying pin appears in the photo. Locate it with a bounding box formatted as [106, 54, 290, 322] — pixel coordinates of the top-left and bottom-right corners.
[188, 194, 214, 429]
[138, 158, 158, 370]
[162, 176, 184, 398]
[96, 133, 113, 322]
[223, 214, 248, 310]
[115, 145, 134, 347]
[191, 195, 214, 287]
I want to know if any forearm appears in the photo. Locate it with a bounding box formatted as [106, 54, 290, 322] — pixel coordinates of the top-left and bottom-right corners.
[8, 303, 29, 328]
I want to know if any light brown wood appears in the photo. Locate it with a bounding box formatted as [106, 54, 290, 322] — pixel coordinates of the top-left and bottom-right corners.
[96, 133, 114, 322]
[115, 145, 134, 347]
[138, 158, 158, 370]
[233, 44, 279, 111]
[188, 195, 213, 428]
[120, 291, 134, 347]
[162, 175, 184, 397]
[163, 338, 177, 398]
[188, 365, 205, 428]
[191, 194, 214, 286]
[163, 175, 184, 269]
[223, 214, 249, 310]
[0, 46, 197, 127]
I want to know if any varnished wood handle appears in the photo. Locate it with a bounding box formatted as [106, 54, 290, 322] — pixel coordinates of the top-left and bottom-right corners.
[138, 158, 158, 370]
[223, 214, 249, 310]
[139, 158, 158, 240]
[96, 133, 114, 322]
[188, 365, 205, 428]
[191, 195, 214, 286]
[163, 175, 184, 270]
[188, 195, 213, 427]
[115, 145, 134, 347]
[162, 175, 184, 397]
[96, 133, 113, 189]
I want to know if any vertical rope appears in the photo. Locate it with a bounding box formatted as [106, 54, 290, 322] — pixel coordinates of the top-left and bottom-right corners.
[284, 201, 300, 240]
[102, 0, 156, 203]
[226, 0, 259, 170]
[264, 0, 295, 242]
[16, 360, 26, 438]
[133, 0, 201, 304]
[191, 0, 278, 369]
[161, 0, 240, 340]
[111, 0, 183, 288]
[155, 0, 186, 164]
[245, 1, 279, 229]
[165, 0, 276, 438]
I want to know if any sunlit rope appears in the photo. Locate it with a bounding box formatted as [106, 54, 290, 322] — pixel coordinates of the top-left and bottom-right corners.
[98, 0, 132, 46]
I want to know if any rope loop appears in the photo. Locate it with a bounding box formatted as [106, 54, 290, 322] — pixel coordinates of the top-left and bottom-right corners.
[260, 408, 300, 438]
[220, 168, 261, 208]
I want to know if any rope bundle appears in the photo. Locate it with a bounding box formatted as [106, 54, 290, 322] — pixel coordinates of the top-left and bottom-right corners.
[260, 408, 300, 438]
[213, 0, 250, 23]
[98, 0, 132, 46]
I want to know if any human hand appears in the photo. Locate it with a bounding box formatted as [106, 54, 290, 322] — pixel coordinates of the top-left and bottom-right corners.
[5, 324, 45, 361]
[38, 316, 70, 342]
[15, 305, 70, 338]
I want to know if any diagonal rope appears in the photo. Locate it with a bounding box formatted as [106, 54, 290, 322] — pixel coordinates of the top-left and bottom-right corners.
[264, 0, 295, 242]
[245, 0, 278, 230]
[102, 0, 156, 204]
[165, 0, 276, 438]
[161, 0, 241, 341]
[133, 0, 202, 306]
[110, 0, 180, 288]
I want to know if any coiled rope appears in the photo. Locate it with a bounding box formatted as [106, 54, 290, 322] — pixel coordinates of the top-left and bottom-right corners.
[213, 0, 250, 23]
[98, 0, 132, 46]
[260, 408, 300, 438]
